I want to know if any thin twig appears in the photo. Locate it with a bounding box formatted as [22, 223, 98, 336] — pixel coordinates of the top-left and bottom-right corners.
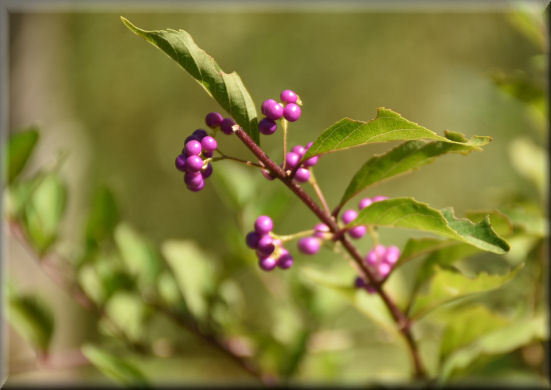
[309, 171, 330, 215]
[214, 150, 264, 168]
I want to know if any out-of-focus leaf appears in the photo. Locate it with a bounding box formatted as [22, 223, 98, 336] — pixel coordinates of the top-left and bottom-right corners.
[104, 292, 148, 342]
[507, 6, 546, 51]
[340, 139, 490, 206]
[85, 186, 119, 252]
[82, 344, 149, 387]
[410, 265, 521, 319]
[397, 237, 455, 267]
[502, 204, 547, 237]
[211, 279, 245, 330]
[348, 197, 510, 254]
[157, 271, 182, 307]
[161, 240, 216, 319]
[8, 292, 54, 353]
[4, 127, 39, 184]
[211, 163, 256, 209]
[509, 137, 547, 198]
[303, 107, 490, 160]
[5, 175, 39, 219]
[279, 329, 310, 379]
[114, 223, 162, 288]
[23, 173, 67, 255]
[121, 17, 260, 144]
[78, 264, 106, 304]
[439, 314, 546, 382]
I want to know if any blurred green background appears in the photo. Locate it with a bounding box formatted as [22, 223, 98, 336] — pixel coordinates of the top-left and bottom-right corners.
[6, 2, 547, 386]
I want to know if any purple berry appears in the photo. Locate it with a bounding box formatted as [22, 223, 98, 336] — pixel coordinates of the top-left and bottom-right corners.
[291, 145, 306, 157]
[201, 163, 213, 179]
[374, 244, 386, 257]
[175, 155, 187, 171]
[355, 276, 367, 288]
[294, 167, 310, 183]
[254, 216, 274, 235]
[203, 150, 214, 158]
[201, 136, 218, 153]
[366, 285, 376, 294]
[187, 180, 205, 192]
[185, 155, 204, 172]
[341, 209, 358, 225]
[205, 112, 224, 128]
[365, 250, 378, 266]
[185, 135, 199, 144]
[277, 249, 294, 269]
[378, 263, 391, 278]
[185, 140, 202, 156]
[220, 118, 236, 135]
[283, 103, 301, 122]
[384, 246, 401, 265]
[258, 256, 277, 271]
[285, 152, 301, 169]
[280, 89, 298, 104]
[192, 129, 209, 140]
[298, 236, 320, 255]
[305, 142, 313, 150]
[372, 195, 389, 203]
[258, 117, 277, 135]
[348, 225, 367, 239]
[184, 171, 203, 187]
[359, 198, 373, 210]
[246, 231, 260, 249]
[314, 223, 330, 239]
[261, 99, 284, 121]
[257, 235, 275, 255]
[303, 155, 319, 168]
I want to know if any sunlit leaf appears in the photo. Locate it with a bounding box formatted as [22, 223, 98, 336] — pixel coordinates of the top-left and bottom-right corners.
[303, 107, 490, 160]
[4, 127, 39, 184]
[121, 17, 260, 144]
[85, 186, 119, 253]
[509, 137, 547, 198]
[104, 292, 148, 342]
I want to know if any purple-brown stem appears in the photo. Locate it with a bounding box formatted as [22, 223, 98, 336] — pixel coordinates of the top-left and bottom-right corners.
[234, 128, 426, 379]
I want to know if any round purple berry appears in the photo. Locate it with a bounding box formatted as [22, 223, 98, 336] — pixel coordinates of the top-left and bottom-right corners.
[341, 209, 358, 225]
[291, 145, 306, 157]
[372, 195, 389, 203]
[201, 136, 218, 153]
[384, 246, 401, 265]
[187, 179, 205, 192]
[258, 256, 277, 271]
[285, 152, 301, 169]
[277, 249, 294, 269]
[184, 171, 203, 187]
[378, 263, 391, 278]
[305, 142, 313, 150]
[261, 169, 275, 181]
[365, 250, 378, 266]
[374, 244, 386, 257]
[254, 216, 274, 235]
[192, 129, 209, 140]
[303, 155, 319, 168]
[185, 155, 204, 172]
[294, 167, 311, 183]
[348, 225, 367, 239]
[175, 155, 187, 172]
[246, 231, 260, 249]
[359, 198, 373, 210]
[298, 236, 321, 255]
[261, 99, 284, 121]
[205, 112, 224, 128]
[203, 150, 213, 158]
[257, 235, 275, 255]
[283, 103, 301, 122]
[355, 276, 367, 288]
[185, 140, 202, 156]
[258, 117, 277, 135]
[220, 118, 236, 135]
[366, 285, 376, 294]
[185, 135, 199, 144]
[314, 223, 330, 239]
[280, 89, 298, 104]
[201, 163, 213, 179]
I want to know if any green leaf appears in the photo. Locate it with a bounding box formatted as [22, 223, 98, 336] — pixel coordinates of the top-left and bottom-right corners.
[104, 292, 148, 342]
[509, 137, 547, 198]
[303, 107, 490, 159]
[121, 17, 259, 144]
[439, 314, 546, 381]
[85, 186, 119, 252]
[114, 223, 162, 289]
[81, 344, 149, 387]
[211, 163, 256, 209]
[8, 292, 54, 353]
[397, 237, 456, 266]
[347, 197, 510, 254]
[161, 240, 216, 319]
[4, 127, 39, 184]
[23, 173, 67, 255]
[340, 139, 490, 205]
[465, 210, 514, 237]
[410, 265, 520, 319]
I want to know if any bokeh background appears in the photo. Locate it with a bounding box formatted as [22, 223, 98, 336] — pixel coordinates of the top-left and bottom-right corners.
[5, 1, 548, 386]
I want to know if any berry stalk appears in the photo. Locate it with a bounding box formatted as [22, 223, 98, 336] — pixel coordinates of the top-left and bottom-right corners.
[234, 127, 427, 379]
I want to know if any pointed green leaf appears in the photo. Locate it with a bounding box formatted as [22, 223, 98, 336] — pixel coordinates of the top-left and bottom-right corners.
[85, 186, 119, 252]
[347, 198, 510, 254]
[104, 292, 148, 342]
[465, 210, 514, 237]
[82, 344, 149, 387]
[121, 17, 259, 144]
[23, 173, 67, 255]
[410, 265, 521, 319]
[4, 127, 39, 184]
[161, 240, 216, 319]
[8, 292, 54, 353]
[397, 237, 456, 266]
[340, 139, 490, 205]
[303, 108, 490, 159]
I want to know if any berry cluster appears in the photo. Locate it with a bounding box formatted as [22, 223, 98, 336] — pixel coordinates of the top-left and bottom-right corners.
[261, 142, 320, 183]
[258, 89, 302, 135]
[174, 128, 217, 192]
[205, 111, 236, 135]
[245, 216, 294, 271]
[355, 244, 401, 293]
[340, 195, 389, 239]
[297, 223, 329, 255]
